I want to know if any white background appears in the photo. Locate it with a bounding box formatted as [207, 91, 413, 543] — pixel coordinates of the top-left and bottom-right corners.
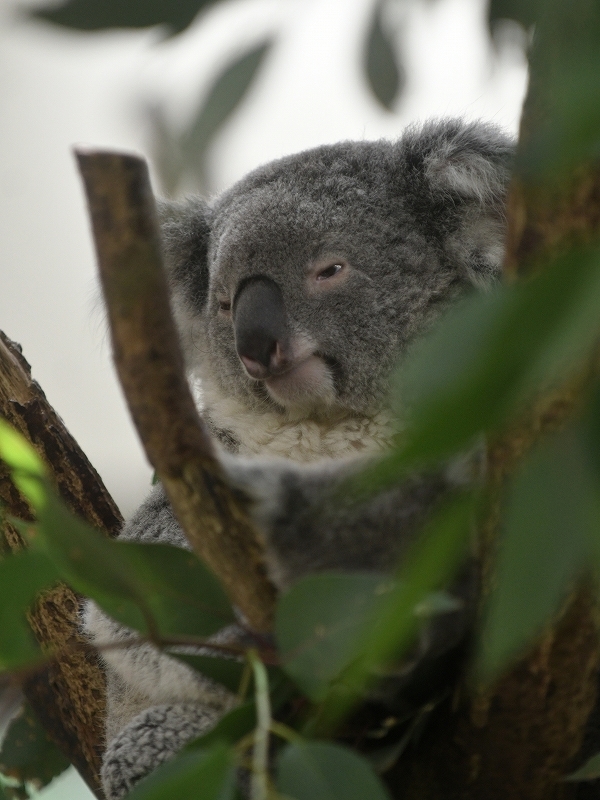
[0, 0, 526, 796]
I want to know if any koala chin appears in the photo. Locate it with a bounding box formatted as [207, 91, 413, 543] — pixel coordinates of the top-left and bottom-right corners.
[84, 118, 514, 800]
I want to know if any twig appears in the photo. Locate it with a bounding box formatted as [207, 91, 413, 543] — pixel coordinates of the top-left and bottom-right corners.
[76, 150, 277, 633]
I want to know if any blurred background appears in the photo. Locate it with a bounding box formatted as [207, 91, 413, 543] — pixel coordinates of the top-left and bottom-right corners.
[0, 0, 526, 795]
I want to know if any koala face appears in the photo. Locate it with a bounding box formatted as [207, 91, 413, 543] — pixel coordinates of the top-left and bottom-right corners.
[161, 120, 513, 422]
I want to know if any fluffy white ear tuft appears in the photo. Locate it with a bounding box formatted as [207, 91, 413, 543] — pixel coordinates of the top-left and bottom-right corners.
[422, 120, 514, 206]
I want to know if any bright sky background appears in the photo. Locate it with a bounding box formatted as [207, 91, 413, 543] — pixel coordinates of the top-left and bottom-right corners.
[0, 0, 527, 796]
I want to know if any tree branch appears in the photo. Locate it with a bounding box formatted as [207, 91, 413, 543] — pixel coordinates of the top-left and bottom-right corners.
[75, 150, 277, 633]
[0, 330, 123, 797]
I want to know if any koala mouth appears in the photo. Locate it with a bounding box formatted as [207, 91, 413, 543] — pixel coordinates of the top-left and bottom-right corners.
[262, 354, 337, 410]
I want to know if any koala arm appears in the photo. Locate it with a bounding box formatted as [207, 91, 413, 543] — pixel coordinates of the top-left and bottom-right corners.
[221, 453, 456, 589]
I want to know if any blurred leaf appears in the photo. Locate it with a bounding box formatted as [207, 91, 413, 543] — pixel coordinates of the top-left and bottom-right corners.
[488, 0, 538, 28]
[359, 246, 600, 495]
[186, 701, 256, 751]
[586, 381, 600, 476]
[173, 653, 245, 694]
[35, 490, 235, 637]
[0, 421, 45, 479]
[477, 426, 600, 680]
[276, 573, 392, 701]
[0, 423, 234, 640]
[312, 493, 474, 734]
[181, 42, 271, 189]
[0, 703, 69, 789]
[565, 752, 600, 782]
[0, 551, 60, 670]
[126, 741, 235, 800]
[32, 0, 217, 35]
[504, 0, 600, 181]
[277, 741, 391, 800]
[364, 1, 403, 110]
[413, 590, 462, 618]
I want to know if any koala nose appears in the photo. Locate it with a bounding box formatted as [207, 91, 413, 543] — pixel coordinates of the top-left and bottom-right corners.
[233, 277, 289, 378]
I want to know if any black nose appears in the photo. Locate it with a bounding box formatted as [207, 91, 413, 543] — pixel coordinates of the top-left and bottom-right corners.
[233, 277, 289, 376]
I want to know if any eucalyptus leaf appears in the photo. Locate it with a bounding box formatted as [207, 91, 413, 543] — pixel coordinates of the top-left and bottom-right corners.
[173, 653, 245, 694]
[35, 490, 235, 637]
[364, 1, 403, 110]
[477, 426, 600, 680]
[126, 742, 235, 800]
[488, 0, 538, 28]
[0, 551, 60, 670]
[0, 703, 69, 789]
[508, 0, 600, 181]
[276, 573, 393, 701]
[277, 741, 391, 800]
[359, 245, 600, 495]
[185, 701, 256, 751]
[565, 752, 600, 782]
[32, 0, 217, 35]
[586, 381, 600, 478]
[180, 42, 271, 190]
[312, 493, 474, 734]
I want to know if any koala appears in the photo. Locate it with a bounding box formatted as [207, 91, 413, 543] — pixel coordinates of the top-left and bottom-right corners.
[83, 119, 513, 800]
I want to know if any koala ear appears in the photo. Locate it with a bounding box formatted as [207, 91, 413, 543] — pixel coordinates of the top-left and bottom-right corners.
[157, 197, 211, 366]
[401, 120, 514, 288]
[158, 197, 211, 312]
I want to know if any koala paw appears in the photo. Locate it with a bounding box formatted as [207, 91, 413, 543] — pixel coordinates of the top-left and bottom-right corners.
[101, 703, 219, 800]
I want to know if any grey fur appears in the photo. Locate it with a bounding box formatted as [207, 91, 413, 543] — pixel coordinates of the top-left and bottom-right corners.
[85, 119, 513, 799]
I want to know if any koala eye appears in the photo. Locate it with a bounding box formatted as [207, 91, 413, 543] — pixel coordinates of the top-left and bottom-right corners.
[316, 263, 344, 281]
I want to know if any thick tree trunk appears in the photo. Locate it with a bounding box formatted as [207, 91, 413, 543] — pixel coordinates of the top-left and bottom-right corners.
[0, 331, 123, 798]
[387, 18, 600, 800]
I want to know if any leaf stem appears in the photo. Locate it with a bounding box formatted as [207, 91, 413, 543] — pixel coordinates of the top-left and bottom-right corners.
[249, 649, 271, 800]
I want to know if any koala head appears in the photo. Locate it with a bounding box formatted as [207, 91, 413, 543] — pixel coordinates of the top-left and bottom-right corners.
[160, 120, 513, 423]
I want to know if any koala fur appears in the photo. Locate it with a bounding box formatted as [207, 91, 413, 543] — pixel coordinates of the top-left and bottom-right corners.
[84, 119, 513, 799]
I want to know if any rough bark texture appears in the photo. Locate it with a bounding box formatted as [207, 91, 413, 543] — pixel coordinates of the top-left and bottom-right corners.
[76, 151, 277, 633]
[0, 330, 123, 797]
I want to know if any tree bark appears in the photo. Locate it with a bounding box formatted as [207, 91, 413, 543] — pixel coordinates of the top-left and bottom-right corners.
[0, 330, 123, 797]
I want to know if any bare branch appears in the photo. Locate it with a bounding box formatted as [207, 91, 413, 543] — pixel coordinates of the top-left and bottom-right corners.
[75, 150, 277, 633]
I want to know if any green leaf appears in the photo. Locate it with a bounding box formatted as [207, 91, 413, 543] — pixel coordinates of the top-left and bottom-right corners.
[586, 381, 600, 477]
[126, 742, 235, 800]
[32, 0, 217, 35]
[360, 246, 600, 495]
[0, 421, 45, 479]
[276, 573, 392, 701]
[477, 426, 600, 680]
[500, 0, 600, 182]
[277, 741, 391, 800]
[0, 703, 69, 789]
[181, 42, 271, 188]
[565, 752, 600, 782]
[364, 1, 403, 110]
[0, 551, 60, 670]
[312, 493, 474, 734]
[35, 490, 235, 637]
[488, 0, 538, 28]
[186, 701, 256, 751]
[173, 654, 245, 694]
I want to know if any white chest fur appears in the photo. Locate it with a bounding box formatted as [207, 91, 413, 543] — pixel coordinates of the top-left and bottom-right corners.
[197, 380, 395, 462]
